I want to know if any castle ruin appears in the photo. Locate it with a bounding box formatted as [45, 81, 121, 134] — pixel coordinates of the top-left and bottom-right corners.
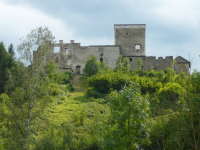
[34, 24, 190, 74]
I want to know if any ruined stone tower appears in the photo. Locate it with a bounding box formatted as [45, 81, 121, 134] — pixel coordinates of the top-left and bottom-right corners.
[115, 24, 146, 56]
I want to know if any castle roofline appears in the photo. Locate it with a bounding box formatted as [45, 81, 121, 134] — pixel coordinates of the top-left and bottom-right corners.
[174, 56, 190, 68]
[114, 24, 146, 26]
[89, 45, 119, 47]
[114, 24, 146, 29]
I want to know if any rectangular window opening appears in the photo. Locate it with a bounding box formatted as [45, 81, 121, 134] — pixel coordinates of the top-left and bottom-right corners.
[135, 44, 140, 51]
[129, 58, 132, 61]
[54, 47, 60, 53]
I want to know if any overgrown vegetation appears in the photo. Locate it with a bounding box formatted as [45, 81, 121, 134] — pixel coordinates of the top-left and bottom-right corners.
[0, 32, 199, 149]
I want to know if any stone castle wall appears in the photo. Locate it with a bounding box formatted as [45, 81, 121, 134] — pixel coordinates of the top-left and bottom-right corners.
[124, 56, 173, 71]
[44, 40, 120, 74]
[33, 24, 189, 74]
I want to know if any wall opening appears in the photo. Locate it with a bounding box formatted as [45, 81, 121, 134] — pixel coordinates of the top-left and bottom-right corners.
[65, 48, 69, 55]
[153, 68, 157, 71]
[135, 44, 140, 51]
[76, 66, 81, 73]
[55, 57, 59, 63]
[100, 53, 103, 56]
[129, 58, 132, 61]
[100, 58, 103, 63]
[54, 47, 60, 53]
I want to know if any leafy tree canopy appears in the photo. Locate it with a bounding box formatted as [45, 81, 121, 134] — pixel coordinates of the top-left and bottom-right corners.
[83, 55, 99, 77]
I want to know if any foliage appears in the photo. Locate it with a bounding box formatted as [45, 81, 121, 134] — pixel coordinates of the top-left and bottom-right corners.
[67, 83, 75, 92]
[83, 55, 99, 77]
[2, 26, 56, 150]
[87, 71, 130, 95]
[0, 42, 16, 94]
[108, 82, 150, 150]
[44, 59, 58, 74]
[156, 82, 185, 102]
[44, 60, 72, 84]
[8, 43, 15, 55]
[115, 55, 123, 72]
[137, 58, 142, 70]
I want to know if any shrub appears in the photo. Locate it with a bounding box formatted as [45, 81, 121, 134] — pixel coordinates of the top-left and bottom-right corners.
[67, 83, 75, 92]
[87, 71, 130, 95]
[83, 55, 99, 77]
[156, 82, 185, 102]
[86, 87, 100, 98]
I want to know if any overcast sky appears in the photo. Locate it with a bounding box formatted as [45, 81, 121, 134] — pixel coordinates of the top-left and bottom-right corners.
[0, 0, 200, 71]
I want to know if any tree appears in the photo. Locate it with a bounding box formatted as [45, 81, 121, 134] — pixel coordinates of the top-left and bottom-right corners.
[123, 57, 130, 74]
[5, 26, 55, 150]
[8, 43, 15, 55]
[83, 55, 99, 77]
[115, 55, 123, 72]
[108, 82, 150, 150]
[137, 58, 142, 70]
[0, 42, 16, 94]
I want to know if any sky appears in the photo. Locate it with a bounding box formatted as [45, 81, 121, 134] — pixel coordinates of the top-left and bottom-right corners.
[0, 0, 200, 71]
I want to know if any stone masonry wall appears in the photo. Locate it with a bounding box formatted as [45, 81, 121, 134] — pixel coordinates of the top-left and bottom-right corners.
[126, 56, 173, 71]
[44, 40, 120, 74]
[174, 63, 190, 75]
[115, 24, 146, 56]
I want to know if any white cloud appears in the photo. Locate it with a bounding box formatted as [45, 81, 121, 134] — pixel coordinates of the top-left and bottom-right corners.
[0, 1, 75, 48]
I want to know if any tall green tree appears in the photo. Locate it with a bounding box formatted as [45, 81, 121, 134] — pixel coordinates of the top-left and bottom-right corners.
[0, 42, 16, 94]
[8, 43, 15, 55]
[108, 82, 150, 150]
[137, 58, 142, 70]
[83, 55, 99, 77]
[115, 55, 123, 72]
[4, 26, 55, 150]
[123, 57, 130, 74]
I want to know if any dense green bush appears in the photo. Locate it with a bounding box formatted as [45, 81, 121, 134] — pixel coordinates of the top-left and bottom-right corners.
[87, 71, 130, 95]
[44, 60, 72, 84]
[156, 82, 185, 102]
[67, 83, 75, 92]
[83, 55, 99, 77]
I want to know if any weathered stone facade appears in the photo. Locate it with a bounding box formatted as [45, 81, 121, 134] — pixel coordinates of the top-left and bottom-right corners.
[33, 24, 190, 74]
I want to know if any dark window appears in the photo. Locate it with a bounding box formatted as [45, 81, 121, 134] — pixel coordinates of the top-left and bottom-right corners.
[100, 58, 103, 63]
[129, 58, 132, 61]
[55, 57, 59, 62]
